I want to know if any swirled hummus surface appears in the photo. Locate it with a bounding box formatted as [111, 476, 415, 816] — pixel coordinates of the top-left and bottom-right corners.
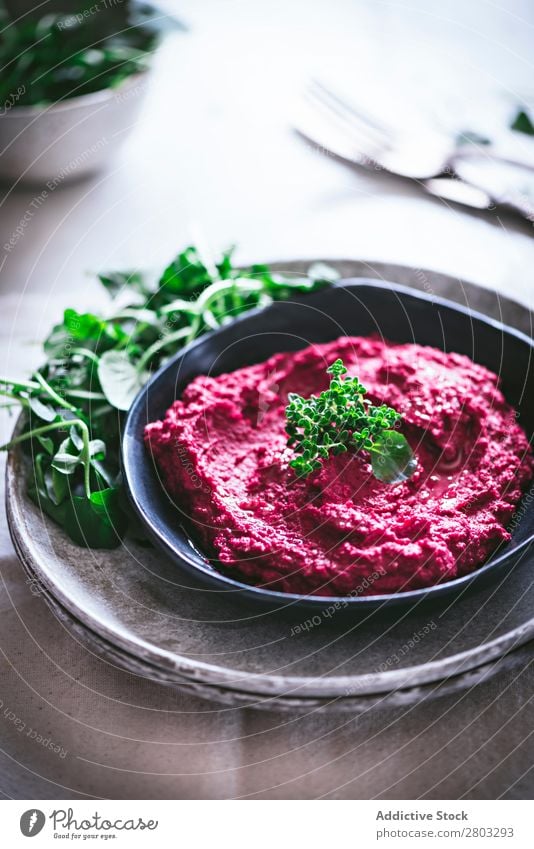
[145, 337, 533, 595]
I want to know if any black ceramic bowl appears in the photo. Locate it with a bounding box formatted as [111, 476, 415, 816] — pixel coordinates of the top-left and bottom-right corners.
[122, 280, 534, 613]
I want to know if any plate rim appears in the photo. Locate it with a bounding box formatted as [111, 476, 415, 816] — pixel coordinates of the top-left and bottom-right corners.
[10, 532, 533, 712]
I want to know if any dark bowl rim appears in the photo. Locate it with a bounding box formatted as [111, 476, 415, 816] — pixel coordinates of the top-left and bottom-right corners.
[122, 278, 534, 609]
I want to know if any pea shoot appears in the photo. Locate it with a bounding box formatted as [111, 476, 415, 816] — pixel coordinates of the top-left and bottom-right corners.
[0, 247, 338, 548]
[285, 358, 417, 483]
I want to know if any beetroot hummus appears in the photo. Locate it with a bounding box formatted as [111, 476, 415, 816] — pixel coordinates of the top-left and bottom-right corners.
[144, 337, 534, 596]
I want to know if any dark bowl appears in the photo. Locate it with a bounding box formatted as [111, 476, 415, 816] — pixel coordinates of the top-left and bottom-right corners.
[122, 279, 534, 613]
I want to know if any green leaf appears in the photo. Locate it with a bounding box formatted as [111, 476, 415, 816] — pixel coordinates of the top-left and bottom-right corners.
[216, 246, 237, 279]
[69, 426, 83, 451]
[90, 458, 115, 488]
[65, 308, 105, 340]
[33, 452, 47, 493]
[64, 487, 127, 549]
[456, 130, 491, 147]
[50, 435, 81, 476]
[28, 455, 68, 524]
[511, 108, 534, 136]
[28, 484, 68, 526]
[37, 435, 55, 454]
[28, 396, 56, 422]
[157, 247, 213, 302]
[44, 308, 123, 357]
[370, 431, 417, 484]
[98, 270, 148, 298]
[49, 466, 69, 504]
[88, 439, 106, 458]
[97, 350, 146, 411]
[51, 452, 81, 475]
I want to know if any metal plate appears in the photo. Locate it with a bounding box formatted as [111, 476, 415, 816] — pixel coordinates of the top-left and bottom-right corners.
[11, 542, 531, 715]
[6, 260, 534, 707]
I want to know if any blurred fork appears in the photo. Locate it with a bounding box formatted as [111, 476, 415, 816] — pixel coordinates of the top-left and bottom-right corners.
[301, 79, 455, 180]
[297, 79, 534, 219]
[302, 79, 534, 180]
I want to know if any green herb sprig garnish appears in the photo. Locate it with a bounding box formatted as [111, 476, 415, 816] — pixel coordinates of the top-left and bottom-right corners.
[0, 247, 338, 548]
[285, 358, 416, 484]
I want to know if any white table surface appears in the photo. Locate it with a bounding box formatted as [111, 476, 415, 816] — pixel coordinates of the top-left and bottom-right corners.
[1, 0, 533, 799]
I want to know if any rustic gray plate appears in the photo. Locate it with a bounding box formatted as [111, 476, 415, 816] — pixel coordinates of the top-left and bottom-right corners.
[6, 260, 534, 708]
[12, 549, 532, 714]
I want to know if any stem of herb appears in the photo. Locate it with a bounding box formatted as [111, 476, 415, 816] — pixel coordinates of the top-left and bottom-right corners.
[33, 372, 78, 413]
[2, 418, 92, 499]
[71, 347, 101, 365]
[136, 326, 193, 372]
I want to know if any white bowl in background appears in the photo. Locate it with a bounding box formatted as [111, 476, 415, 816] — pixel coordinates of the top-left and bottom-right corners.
[0, 72, 150, 186]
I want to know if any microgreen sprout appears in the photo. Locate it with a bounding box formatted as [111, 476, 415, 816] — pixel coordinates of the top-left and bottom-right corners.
[285, 358, 417, 484]
[0, 246, 339, 548]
